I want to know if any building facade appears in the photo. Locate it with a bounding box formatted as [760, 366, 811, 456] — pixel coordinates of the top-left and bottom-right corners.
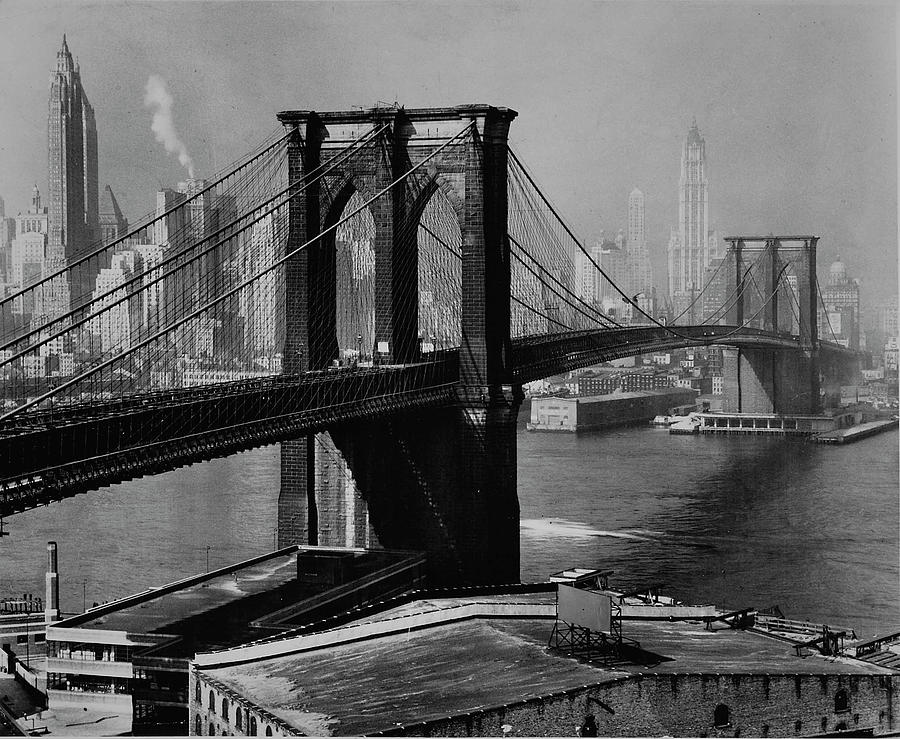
[47, 35, 100, 308]
[667, 120, 719, 319]
[818, 256, 861, 351]
[99, 185, 128, 244]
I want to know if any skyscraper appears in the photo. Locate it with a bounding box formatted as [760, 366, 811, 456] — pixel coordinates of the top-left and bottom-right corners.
[47, 34, 100, 309]
[625, 188, 654, 315]
[818, 255, 861, 351]
[667, 120, 719, 319]
[627, 188, 645, 247]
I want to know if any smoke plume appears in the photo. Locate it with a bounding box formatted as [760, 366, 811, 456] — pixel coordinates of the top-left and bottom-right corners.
[144, 75, 195, 178]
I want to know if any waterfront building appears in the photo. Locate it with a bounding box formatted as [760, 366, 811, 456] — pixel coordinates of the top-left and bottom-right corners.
[44, 546, 425, 735]
[528, 388, 696, 431]
[189, 581, 900, 737]
[47, 35, 100, 307]
[667, 120, 720, 318]
[818, 255, 861, 350]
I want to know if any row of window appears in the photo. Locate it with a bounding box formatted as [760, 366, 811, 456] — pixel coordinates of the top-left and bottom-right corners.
[46, 672, 131, 695]
[196, 715, 274, 736]
[196, 682, 278, 736]
[48, 641, 133, 662]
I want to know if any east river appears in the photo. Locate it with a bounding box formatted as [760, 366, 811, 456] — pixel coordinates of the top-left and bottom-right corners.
[1, 426, 897, 637]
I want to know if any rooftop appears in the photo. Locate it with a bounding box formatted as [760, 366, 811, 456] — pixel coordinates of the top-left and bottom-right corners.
[50, 547, 422, 655]
[199, 591, 893, 737]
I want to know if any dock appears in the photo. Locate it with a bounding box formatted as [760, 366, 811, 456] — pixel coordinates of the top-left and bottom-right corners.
[813, 418, 898, 444]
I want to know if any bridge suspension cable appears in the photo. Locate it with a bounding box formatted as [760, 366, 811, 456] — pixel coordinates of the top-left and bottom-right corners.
[0, 122, 474, 422]
[0, 123, 391, 371]
[0, 129, 292, 328]
[506, 145, 778, 343]
[815, 274, 839, 344]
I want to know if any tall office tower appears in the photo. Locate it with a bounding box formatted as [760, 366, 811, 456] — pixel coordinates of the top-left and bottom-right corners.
[667, 120, 719, 319]
[627, 188, 645, 247]
[47, 35, 100, 311]
[0, 196, 14, 283]
[625, 188, 654, 307]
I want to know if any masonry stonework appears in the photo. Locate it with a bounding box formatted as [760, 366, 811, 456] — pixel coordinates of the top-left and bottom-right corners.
[274, 106, 521, 585]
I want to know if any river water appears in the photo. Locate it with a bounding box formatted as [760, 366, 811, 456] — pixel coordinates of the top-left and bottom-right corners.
[1, 426, 897, 638]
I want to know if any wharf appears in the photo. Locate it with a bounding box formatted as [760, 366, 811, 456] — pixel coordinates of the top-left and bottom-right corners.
[813, 418, 898, 444]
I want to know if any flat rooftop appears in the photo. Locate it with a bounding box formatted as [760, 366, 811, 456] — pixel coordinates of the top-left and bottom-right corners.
[51, 548, 421, 654]
[200, 592, 893, 736]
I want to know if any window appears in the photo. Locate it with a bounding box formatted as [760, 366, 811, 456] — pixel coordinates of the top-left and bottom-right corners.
[249, 716, 257, 735]
[835, 688, 850, 713]
[221, 698, 229, 720]
[209, 690, 215, 709]
[714, 704, 730, 728]
[795, 720, 802, 735]
[235, 709, 242, 731]
[15, 634, 27, 644]
[196, 680, 202, 703]
[265, 727, 272, 736]
[210, 723, 216, 735]
[195, 716, 202, 735]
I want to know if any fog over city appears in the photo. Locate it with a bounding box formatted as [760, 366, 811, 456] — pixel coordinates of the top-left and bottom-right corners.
[0, 0, 896, 307]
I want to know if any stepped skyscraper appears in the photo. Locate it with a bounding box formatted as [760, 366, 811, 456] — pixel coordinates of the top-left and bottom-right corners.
[46, 34, 100, 313]
[667, 120, 719, 320]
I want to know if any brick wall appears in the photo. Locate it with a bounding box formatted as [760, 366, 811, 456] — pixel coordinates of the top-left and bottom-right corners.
[399, 673, 898, 738]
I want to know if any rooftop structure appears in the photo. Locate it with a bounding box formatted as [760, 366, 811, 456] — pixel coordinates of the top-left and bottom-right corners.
[190, 582, 900, 737]
[45, 546, 425, 735]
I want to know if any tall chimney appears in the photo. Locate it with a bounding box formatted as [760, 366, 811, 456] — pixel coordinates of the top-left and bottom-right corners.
[45, 541, 59, 623]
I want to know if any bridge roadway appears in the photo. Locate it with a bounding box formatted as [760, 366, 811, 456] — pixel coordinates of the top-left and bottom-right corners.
[0, 325, 852, 516]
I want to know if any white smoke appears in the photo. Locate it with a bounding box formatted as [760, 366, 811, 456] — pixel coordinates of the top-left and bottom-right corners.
[143, 74, 195, 178]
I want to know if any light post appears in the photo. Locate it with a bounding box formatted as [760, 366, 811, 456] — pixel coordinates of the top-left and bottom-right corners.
[82, 579, 87, 613]
[205, 545, 211, 574]
[357, 334, 363, 363]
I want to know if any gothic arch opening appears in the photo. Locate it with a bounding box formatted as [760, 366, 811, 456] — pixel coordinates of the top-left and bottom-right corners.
[416, 184, 462, 350]
[333, 189, 376, 362]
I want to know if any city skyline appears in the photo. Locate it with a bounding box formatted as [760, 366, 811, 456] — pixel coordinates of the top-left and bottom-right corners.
[0, 1, 896, 310]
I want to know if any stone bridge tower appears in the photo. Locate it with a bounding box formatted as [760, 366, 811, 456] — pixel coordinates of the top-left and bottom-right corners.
[275, 106, 522, 585]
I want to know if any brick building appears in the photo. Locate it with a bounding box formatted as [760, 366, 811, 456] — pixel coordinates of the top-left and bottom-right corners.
[189, 587, 900, 737]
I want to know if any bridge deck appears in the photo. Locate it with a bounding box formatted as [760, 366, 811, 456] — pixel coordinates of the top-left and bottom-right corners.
[0, 327, 853, 516]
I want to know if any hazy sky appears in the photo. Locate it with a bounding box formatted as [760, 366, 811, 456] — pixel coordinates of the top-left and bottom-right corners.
[0, 0, 896, 309]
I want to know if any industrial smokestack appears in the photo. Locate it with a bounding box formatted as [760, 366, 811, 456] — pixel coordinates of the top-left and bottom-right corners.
[45, 541, 59, 623]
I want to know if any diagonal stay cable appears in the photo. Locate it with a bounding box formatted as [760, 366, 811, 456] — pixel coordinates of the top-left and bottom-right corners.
[508, 234, 619, 328]
[1, 124, 390, 363]
[0, 130, 292, 311]
[1, 122, 474, 422]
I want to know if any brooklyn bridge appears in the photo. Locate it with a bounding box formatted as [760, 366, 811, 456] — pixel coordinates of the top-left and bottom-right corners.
[0, 105, 857, 584]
